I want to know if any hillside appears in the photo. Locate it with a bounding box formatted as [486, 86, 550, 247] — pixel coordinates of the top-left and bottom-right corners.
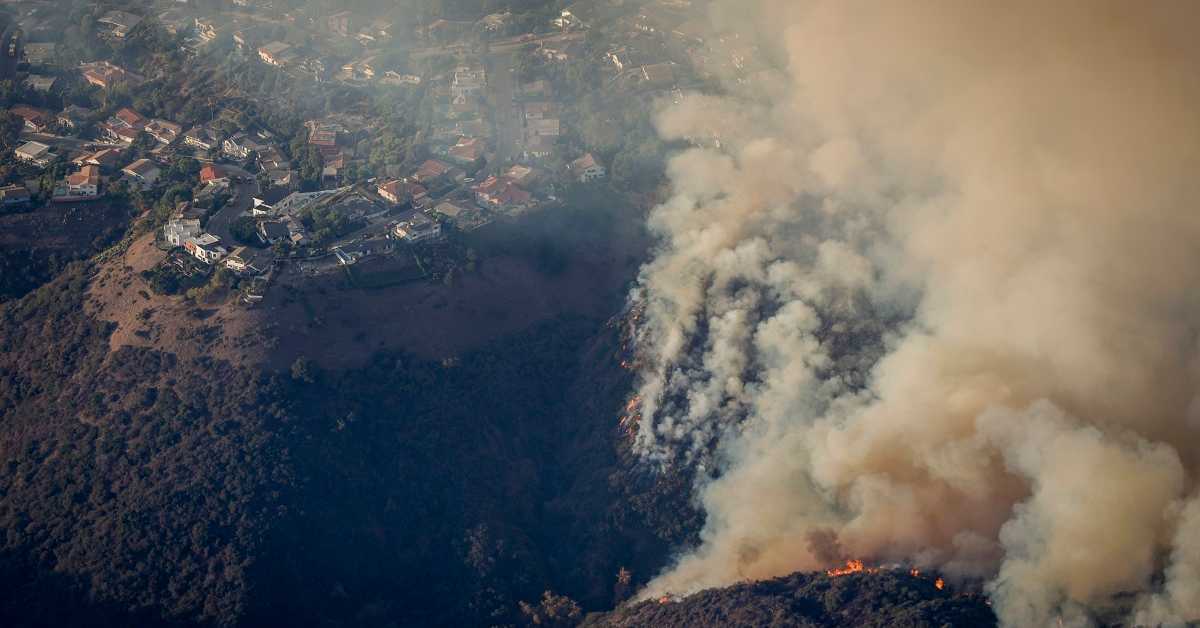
[0, 223, 687, 627]
[580, 571, 997, 628]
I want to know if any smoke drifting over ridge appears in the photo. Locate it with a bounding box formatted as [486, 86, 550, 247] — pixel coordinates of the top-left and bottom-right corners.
[630, 1, 1200, 625]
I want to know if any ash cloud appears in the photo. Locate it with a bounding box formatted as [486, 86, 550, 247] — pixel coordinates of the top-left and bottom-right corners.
[630, 1, 1200, 625]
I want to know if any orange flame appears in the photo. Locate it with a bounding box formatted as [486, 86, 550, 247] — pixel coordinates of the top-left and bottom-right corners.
[909, 568, 920, 577]
[658, 595, 672, 605]
[935, 577, 945, 590]
[618, 395, 643, 441]
[826, 559, 879, 577]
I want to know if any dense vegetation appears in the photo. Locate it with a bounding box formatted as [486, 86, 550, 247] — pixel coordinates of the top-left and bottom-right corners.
[581, 571, 997, 628]
[0, 259, 697, 627]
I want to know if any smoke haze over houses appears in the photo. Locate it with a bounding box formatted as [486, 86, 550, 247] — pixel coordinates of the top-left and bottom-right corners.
[629, 1, 1200, 625]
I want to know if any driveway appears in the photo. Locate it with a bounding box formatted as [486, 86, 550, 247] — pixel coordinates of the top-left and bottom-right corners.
[204, 164, 260, 245]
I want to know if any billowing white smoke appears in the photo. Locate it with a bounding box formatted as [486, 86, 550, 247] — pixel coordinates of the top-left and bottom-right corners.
[631, 1, 1200, 625]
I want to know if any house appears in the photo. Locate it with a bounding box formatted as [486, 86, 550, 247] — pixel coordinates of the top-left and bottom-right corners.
[98, 107, 147, 144]
[232, 27, 263, 50]
[523, 135, 556, 160]
[341, 55, 378, 80]
[157, 10, 189, 36]
[193, 17, 223, 43]
[0, 183, 30, 206]
[184, 126, 222, 151]
[80, 61, 142, 89]
[23, 42, 55, 65]
[10, 104, 53, 132]
[569, 153, 606, 182]
[183, 233, 227, 264]
[275, 189, 337, 216]
[473, 175, 532, 210]
[327, 10, 356, 37]
[671, 17, 708, 46]
[522, 79, 553, 98]
[553, 10, 585, 31]
[163, 218, 201, 246]
[14, 141, 53, 167]
[98, 10, 143, 39]
[24, 74, 56, 93]
[285, 217, 308, 245]
[257, 147, 289, 172]
[628, 62, 677, 90]
[523, 101, 557, 121]
[224, 246, 271, 274]
[450, 65, 486, 103]
[504, 164, 538, 187]
[64, 165, 101, 198]
[433, 200, 472, 220]
[194, 179, 230, 209]
[393, 211, 442, 243]
[144, 119, 183, 144]
[526, 117, 561, 137]
[413, 159, 453, 184]
[74, 148, 123, 169]
[223, 132, 264, 160]
[267, 169, 296, 189]
[101, 124, 141, 145]
[199, 164, 225, 183]
[113, 107, 143, 130]
[381, 71, 421, 86]
[307, 128, 338, 157]
[122, 158, 161, 187]
[258, 41, 293, 67]
[257, 220, 290, 244]
[479, 12, 511, 33]
[355, 18, 394, 45]
[447, 136, 485, 165]
[57, 105, 92, 129]
[377, 179, 427, 205]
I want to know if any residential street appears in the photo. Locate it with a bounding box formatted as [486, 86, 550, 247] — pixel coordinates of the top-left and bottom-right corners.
[486, 51, 520, 164]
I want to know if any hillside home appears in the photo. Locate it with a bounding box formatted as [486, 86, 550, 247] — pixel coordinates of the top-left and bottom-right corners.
[377, 179, 427, 205]
[184, 233, 227, 264]
[57, 105, 92, 129]
[258, 41, 293, 67]
[393, 212, 442, 243]
[163, 218, 201, 246]
[224, 247, 271, 275]
[14, 141, 53, 167]
[98, 10, 143, 39]
[569, 153, 606, 182]
[10, 104, 52, 132]
[64, 165, 101, 198]
[122, 158, 161, 187]
[473, 175, 531, 210]
[144, 119, 183, 144]
[0, 183, 30, 206]
[184, 126, 222, 151]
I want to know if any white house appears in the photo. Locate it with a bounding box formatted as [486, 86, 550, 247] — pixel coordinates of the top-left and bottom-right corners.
[64, 165, 101, 198]
[14, 141, 53, 167]
[184, 233, 227, 264]
[163, 218, 201, 246]
[569, 153, 606, 182]
[393, 212, 442, 243]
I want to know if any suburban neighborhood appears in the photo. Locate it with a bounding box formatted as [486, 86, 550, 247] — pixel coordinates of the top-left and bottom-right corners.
[0, 0, 736, 307]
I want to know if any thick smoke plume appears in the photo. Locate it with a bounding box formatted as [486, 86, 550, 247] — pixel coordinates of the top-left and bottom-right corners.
[631, 1, 1200, 625]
